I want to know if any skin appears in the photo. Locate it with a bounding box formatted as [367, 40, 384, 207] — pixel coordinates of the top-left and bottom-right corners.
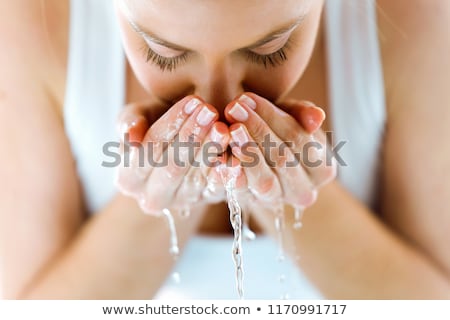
[0, 0, 450, 299]
[114, 0, 332, 214]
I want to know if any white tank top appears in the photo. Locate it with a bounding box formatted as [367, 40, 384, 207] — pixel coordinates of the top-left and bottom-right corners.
[63, 0, 386, 299]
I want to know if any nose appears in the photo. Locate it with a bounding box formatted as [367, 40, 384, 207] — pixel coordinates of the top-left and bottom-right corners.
[193, 60, 246, 120]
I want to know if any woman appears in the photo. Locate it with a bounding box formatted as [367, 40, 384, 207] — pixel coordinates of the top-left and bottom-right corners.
[1, 0, 449, 299]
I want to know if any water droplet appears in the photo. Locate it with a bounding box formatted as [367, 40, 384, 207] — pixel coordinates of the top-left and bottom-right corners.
[293, 205, 305, 230]
[169, 245, 179, 257]
[293, 221, 303, 229]
[243, 225, 256, 241]
[172, 272, 181, 284]
[280, 293, 290, 300]
[243, 210, 256, 241]
[274, 202, 285, 264]
[162, 208, 179, 260]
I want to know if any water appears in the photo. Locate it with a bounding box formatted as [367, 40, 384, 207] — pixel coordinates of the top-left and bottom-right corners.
[293, 205, 305, 230]
[172, 271, 181, 284]
[274, 202, 286, 262]
[160, 172, 307, 299]
[218, 166, 245, 299]
[164, 111, 185, 139]
[162, 208, 180, 259]
[274, 202, 292, 299]
[242, 208, 256, 241]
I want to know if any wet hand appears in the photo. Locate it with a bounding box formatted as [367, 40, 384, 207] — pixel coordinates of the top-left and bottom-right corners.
[115, 96, 230, 215]
[223, 93, 337, 209]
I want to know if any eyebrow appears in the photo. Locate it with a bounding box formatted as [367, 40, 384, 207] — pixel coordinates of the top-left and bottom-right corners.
[126, 14, 307, 52]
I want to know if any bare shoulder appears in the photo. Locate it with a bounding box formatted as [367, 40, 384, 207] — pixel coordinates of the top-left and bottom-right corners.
[377, 0, 450, 276]
[0, 0, 83, 298]
[0, 0, 69, 105]
[376, 0, 449, 112]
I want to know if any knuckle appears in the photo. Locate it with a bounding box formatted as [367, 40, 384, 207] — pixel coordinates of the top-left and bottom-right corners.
[250, 120, 267, 141]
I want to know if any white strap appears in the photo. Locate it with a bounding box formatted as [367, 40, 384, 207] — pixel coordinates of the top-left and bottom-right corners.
[64, 0, 125, 213]
[324, 0, 387, 209]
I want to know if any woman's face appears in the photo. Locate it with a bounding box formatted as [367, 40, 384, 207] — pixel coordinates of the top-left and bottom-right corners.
[115, 0, 324, 115]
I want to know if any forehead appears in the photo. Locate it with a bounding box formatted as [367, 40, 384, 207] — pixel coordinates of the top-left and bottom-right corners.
[122, 0, 312, 52]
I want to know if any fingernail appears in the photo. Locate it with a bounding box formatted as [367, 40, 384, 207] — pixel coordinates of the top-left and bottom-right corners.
[315, 106, 326, 119]
[210, 126, 224, 143]
[120, 119, 137, 137]
[231, 126, 249, 146]
[197, 106, 216, 126]
[184, 98, 202, 114]
[238, 94, 257, 110]
[305, 102, 326, 118]
[229, 102, 249, 122]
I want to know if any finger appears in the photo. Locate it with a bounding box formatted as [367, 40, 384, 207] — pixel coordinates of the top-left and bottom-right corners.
[278, 99, 326, 134]
[225, 93, 308, 142]
[206, 153, 250, 203]
[226, 154, 256, 209]
[226, 94, 334, 189]
[225, 100, 317, 207]
[176, 122, 230, 204]
[139, 104, 219, 214]
[115, 101, 155, 195]
[203, 164, 226, 203]
[229, 123, 282, 203]
[115, 97, 204, 196]
[142, 95, 204, 144]
[116, 101, 152, 143]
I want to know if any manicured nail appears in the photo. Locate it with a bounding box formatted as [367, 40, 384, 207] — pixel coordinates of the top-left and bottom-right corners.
[120, 119, 138, 137]
[238, 94, 257, 110]
[231, 126, 249, 146]
[314, 106, 326, 120]
[229, 102, 249, 122]
[184, 98, 202, 114]
[197, 106, 216, 126]
[210, 126, 224, 143]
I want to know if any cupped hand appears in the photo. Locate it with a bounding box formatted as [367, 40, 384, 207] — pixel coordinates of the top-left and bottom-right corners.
[222, 93, 337, 209]
[115, 96, 231, 215]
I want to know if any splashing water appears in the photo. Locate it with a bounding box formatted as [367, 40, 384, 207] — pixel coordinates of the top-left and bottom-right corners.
[172, 271, 181, 284]
[160, 171, 308, 298]
[242, 209, 256, 241]
[162, 208, 180, 259]
[274, 201, 286, 263]
[218, 166, 244, 299]
[274, 202, 290, 299]
[293, 205, 305, 230]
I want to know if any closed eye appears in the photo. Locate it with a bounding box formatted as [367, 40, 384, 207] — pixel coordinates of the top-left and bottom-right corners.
[141, 36, 295, 72]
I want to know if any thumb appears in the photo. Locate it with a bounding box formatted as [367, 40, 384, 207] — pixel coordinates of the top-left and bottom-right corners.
[116, 99, 168, 143]
[278, 100, 326, 134]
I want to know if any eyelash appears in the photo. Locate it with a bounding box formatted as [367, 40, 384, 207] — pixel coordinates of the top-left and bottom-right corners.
[141, 44, 189, 72]
[141, 38, 294, 72]
[244, 38, 294, 68]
